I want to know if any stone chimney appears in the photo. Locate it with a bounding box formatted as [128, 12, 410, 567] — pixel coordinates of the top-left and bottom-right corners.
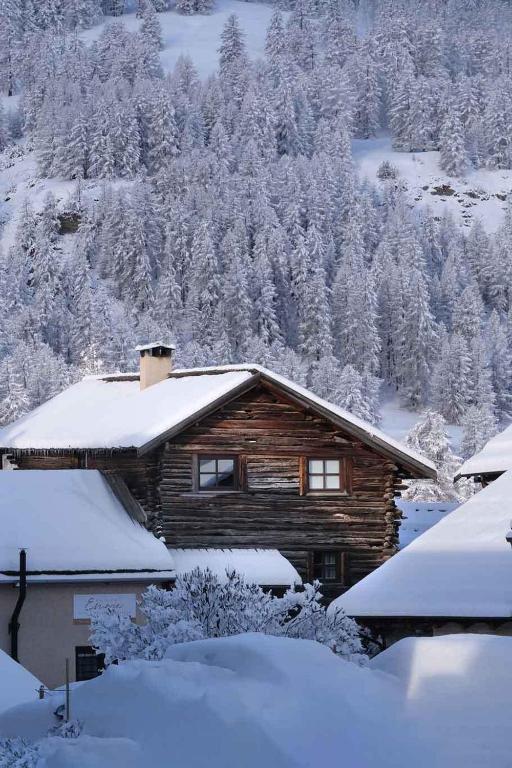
[135, 342, 175, 390]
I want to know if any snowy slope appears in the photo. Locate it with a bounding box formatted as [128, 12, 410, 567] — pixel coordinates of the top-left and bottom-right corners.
[354, 137, 512, 232]
[81, 0, 281, 79]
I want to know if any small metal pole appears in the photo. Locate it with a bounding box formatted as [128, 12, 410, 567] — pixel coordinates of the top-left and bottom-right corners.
[65, 658, 70, 722]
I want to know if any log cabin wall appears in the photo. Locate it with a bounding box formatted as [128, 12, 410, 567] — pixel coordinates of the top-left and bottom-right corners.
[159, 383, 402, 596]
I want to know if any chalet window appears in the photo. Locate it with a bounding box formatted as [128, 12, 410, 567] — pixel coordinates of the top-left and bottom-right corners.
[198, 456, 237, 490]
[310, 551, 345, 583]
[308, 459, 342, 491]
[75, 646, 105, 682]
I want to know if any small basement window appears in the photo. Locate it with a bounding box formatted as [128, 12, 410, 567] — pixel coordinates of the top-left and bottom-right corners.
[310, 551, 345, 583]
[75, 646, 105, 682]
[308, 459, 342, 491]
[198, 456, 237, 490]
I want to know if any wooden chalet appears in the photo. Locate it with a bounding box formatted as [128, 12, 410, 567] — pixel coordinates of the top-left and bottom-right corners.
[0, 343, 435, 600]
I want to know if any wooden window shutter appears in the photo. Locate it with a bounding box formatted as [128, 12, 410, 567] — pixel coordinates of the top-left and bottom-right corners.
[307, 551, 314, 581]
[238, 455, 247, 491]
[344, 458, 353, 496]
[339, 552, 350, 586]
[299, 457, 307, 496]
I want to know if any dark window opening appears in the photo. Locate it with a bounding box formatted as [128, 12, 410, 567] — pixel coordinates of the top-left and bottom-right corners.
[310, 551, 344, 583]
[308, 459, 342, 491]
[198, 457, 237, 490]
[75, 646, 105, 682]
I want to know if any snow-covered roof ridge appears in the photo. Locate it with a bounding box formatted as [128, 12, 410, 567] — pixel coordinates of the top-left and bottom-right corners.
[169, 548, 301, 587]
[331, 470, 512, 618]
[0, 470, 175, 582]
[0, 363, 435, 477]
[171, 365, 436, 477]
[456, 421, 512, 479]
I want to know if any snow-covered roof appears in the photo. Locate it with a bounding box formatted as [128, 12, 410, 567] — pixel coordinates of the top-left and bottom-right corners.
[0, 470, 175, 582]
[0, 365, 435, 478]
[396, 499, 459, 549]
[169, 548, 301, 586]
[0, 371, 253, 451]
[332, 471, 512, 618]
[456, 421, 512, 479]
[135, 341, 175, 352]
[0, 649, 42, 715]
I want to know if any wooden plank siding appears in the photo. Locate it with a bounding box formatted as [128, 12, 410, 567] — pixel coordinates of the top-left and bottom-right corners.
[158, 384, 402, 593]
[9, 382, 404, 599]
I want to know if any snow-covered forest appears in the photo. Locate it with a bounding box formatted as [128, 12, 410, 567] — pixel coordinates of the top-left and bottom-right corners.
[0, 0, 511, 463]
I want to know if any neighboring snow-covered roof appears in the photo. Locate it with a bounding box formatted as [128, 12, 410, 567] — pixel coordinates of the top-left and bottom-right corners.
[0, 364, 435, 477]
[0, 649, 42, 715]
[396, 499, 459, 549]
[332, 471, 512, 618]
[169, 548, 301, 586]
[0, 470, 174, 582]
[456, 421, 512, 478]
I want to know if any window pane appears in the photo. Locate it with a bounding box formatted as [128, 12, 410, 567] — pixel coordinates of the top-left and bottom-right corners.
[199, 473, 218, 488]
[309, 460, 324, 474]
[324, 552, 336, 565]
[217, 469, 235, 488]
[324, 566, 337, 580]
[325, 460, 340, 474]
[217, 459, 234, 473]
[325, 475, 341, 489]
[199, 459, 216, 473]
[309, 475, 324, 489]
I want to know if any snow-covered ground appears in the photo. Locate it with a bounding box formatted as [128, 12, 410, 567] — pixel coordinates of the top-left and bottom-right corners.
[81, 0, 280, 78]
[379, 394, 463, 453]
[354, 136, 512, 232]
[1, 633, 511, 768]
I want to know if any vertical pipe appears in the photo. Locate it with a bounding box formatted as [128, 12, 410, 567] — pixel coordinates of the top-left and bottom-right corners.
[9, 549, 27, 661]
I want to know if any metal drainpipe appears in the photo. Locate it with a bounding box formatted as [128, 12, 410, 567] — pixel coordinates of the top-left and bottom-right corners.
[9, 549, 27, 661]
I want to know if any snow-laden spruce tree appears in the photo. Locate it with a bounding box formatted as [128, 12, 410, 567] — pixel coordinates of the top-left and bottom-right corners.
[90, 569, 367, 665]
[460, 404, 497, 459]
[439, 112, 468, 177]
[402, 410, 471, 501]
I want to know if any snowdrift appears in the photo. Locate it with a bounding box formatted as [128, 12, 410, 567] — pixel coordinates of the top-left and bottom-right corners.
[371, 634, 512, 768]
[1, 634, 511, 767]
[0, 634, 426, 768]
[0, 649, 42, 715]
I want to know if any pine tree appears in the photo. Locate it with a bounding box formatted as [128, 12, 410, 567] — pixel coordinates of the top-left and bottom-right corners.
[439, 112, 468, 177]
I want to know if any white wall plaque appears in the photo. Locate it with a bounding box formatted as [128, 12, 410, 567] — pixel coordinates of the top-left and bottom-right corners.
[73, 593, 137, 620]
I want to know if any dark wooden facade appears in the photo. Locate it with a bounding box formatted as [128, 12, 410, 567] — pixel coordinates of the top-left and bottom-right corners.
[8, 379, 415, 599]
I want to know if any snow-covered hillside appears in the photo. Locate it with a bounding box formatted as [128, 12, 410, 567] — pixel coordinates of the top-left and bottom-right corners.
[82, 0, 281, 78]
[354, 137, 512, 232]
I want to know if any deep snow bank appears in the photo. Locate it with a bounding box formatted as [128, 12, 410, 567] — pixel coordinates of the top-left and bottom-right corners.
[0, 634, 427, 768]
[371, 634, 512, 768]
[2, 634, 511, 768]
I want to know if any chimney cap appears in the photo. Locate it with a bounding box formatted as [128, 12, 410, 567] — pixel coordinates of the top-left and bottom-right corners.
[135, 341, 176, 354]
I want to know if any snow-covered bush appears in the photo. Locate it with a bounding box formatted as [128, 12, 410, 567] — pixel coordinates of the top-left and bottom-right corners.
[0, 739, 40, 768]
[90, 569, 366, 665]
